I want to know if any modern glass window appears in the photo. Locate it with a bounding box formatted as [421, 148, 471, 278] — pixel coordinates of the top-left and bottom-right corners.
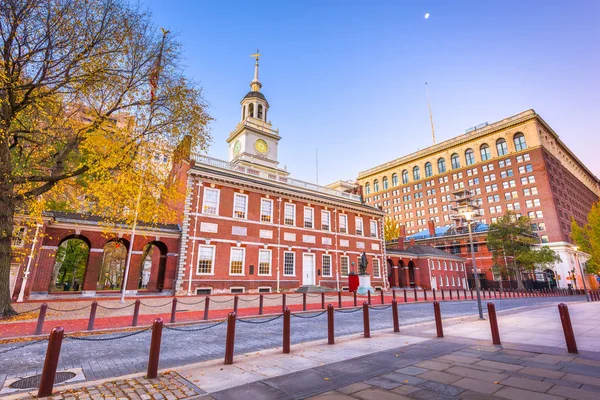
[391, 173, 398, 187]
[373, 179, 379, 192]
[372, 258, 380, 278]
[480, 144, 491, 161]
[322, 254, 332, 277]
[260, 198, 273, 222]
[425, 162, 433, 177]
[233, 193, 248, 219]
[321, 210, 331, 231]
[304, 207, 314, 228]
[258, 249, 272, 275]
[229, 247, 245, 275]
[413, 166, 420, 181]
[284, 203, 295, 226]
[382, 176, 388, 190]
[202, 188, 220, 215]
[364, 183, 370, 195]
[451, 153, 460, 169]
[197, 245, 215, 274]
[370, 220, 378, 238]
[283, 251, 295, 276]
[496, 138, 508, 156]
[339, 214, 348, 233]
[438, 158, 446, 173]
[514, 133, 527, 151]
[465, 149, 475, 166]
[340, 256, 349, 277]
[402, 170, 409, 184]
[355, 217, 363, 235]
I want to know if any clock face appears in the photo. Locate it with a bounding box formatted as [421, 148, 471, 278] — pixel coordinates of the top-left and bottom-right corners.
[255, 139, 269, 154]
[233, 140, 241, 156]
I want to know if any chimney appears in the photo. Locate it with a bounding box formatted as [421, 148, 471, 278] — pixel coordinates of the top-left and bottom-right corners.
[400, 225, 407, 238]
[409, 238, 416, 247]
[428, 220, 436, 237]
[397, 236, 405, 251]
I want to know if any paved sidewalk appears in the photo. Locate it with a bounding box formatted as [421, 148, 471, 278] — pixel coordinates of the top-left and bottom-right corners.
[3, 301, 599, 399]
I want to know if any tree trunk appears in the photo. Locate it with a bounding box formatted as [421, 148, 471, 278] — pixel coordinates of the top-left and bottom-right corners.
[0, 144, 16, 317]
[513, 259, 524, 290]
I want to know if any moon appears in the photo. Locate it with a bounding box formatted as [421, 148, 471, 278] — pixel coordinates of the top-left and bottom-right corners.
[425, 13, 430, 19]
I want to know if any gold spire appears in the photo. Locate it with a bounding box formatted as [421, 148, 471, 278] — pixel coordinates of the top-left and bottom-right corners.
[250, 48, 262, 91]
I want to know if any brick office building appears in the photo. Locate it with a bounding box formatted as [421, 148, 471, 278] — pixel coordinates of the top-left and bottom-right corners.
[358, 110, 600, 289]
[172, 57, 386, 295]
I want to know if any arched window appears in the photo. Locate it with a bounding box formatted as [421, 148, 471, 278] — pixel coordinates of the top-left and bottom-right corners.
[438, 158, 446, 173]
[480, 144, 491, 161]
[373, 179, 379, 192]
[402, 170, 409, 184]
[391, 173, 398, 187]
[413, 166, 420, 181]
[364, 182, 370, 195]
[383, 176, 389, 190]
[451, 153, 460, 169]
[496, 138, 508, 156]
[465, 149, 475, 166]
[248, 103, 254, 118]
[425, 162, 433, 177]
[514, 133, 527, 151]
[257, 104, 263, 120]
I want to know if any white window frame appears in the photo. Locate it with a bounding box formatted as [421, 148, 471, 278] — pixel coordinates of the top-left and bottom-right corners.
[284, 203, 296, 226]
[304, 206, 314, 229]
[229, 247, 245, 276]
[202, 187, 220, 215]
[258, 286, 272, 293]
[372, 258, 381, 278]
[340, 256, 350, 277]
[339, 214, 348, 234]
[260, 198, 273, 223]
[258, 249, 272, 276]
[233, 193, 249, 219]
[355, 217, 364, 236]
[283, 251, 295, 276]
[321, 210, 331, 231]
[322, 254, 333, 277]
[230, 287, 245, 294]
[195, 287, 213, 295]
[370, 220, 378, 238]
[196, 244, 216, 275]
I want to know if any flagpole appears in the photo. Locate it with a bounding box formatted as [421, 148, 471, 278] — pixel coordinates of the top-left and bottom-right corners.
[121, 176, 143, 303]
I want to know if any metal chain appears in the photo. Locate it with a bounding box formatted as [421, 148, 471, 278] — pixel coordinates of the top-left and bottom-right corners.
[306, 294, 322, 298]
[66, 328, 150, 342]
[334, 307, 363, 314]
[0, 338, 47, 355]
[291, 310, 327, 319]
[261, 294, 283, 300]
[285, 294, 304, 299]
[237, 296, 260, 302]
[16, 306, 41, 314]
[47, 305, 90, 312]
[237, 315, 282, 324]
[97, 303, 135, 310]
[164, 320, 225, 332]
[177, 299, 206, 306]
[369, 305, 392, 311]
[140, 301, 173, 308]
[209, 298, 234, 304]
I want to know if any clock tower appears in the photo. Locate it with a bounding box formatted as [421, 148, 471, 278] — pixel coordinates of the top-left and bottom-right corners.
[227, 51, 288, 175]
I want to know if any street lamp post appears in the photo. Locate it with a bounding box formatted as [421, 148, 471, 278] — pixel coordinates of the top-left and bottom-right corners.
[573, 247, 590, 302]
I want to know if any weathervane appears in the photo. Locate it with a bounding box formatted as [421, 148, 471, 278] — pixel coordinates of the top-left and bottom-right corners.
[251, 48, 261, 62]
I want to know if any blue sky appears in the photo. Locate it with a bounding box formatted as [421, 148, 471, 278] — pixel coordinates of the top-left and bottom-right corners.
[143, 0, 600, 185]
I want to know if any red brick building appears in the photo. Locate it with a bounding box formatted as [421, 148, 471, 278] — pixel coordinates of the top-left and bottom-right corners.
[172, 57, 386, 295]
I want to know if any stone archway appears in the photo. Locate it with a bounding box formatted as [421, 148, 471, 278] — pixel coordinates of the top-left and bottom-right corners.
[50, 235, 91, 292]
[139, 241, 169, 291]
[97, 239, 129, 291]
[408, 260, 416, 288]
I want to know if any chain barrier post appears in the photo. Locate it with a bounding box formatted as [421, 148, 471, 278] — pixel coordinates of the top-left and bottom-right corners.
[493, 289, 497, 299]
[482, 289, 486, 299]
[147, 318, 164, 379]
[380, 290, 385, 305]
[302, 292, 307, 311]
[282, 293, 287, 313]
[35, 303, 48, 335]
[321, 292, 325, 309]
[558, 303, 578, 354]
[233, 295, 239, 314]
[203, 296, 210, 320]
[87, 301, 98, 331]
[367, 291, 372, 305]
[392, 299, 400, 333]
[353, 291, 357, 307]
[432, 288, 436, 301]
[464, 289, 467, 299]
[456, 289, 460, 300]
[362, 302, 370, 338]
[259, 294, 264, 315]
[403, 288, 408, 303]
[283, 307, 291, 354]
[37, 326, 64, 397]
[224, 312, 237, 364]
[470, 289, 474, 300]
[170, 298, 178, 324]
[392, 289, 396, 301]
[423, 289, 427, 302]
[449, 290, 453, 301]
[487, 303, 501, 345]
[338, 291, 342, 308]
[132, 299, 141, 327]
[327, 304, 335, 345]
[413, 287, 417, 302]
[433, 301, 444, 338]
[441, 289, 445, 301]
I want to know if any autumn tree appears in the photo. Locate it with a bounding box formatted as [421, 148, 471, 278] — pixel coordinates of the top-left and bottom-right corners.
[571, 202, 600, 275]
[487, 211, 561, 289]
[0, 0, 211, 317]
[383, 217, 400, 242]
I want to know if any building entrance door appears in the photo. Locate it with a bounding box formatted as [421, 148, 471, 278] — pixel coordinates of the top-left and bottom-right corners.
[303, 253, 316, 286]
